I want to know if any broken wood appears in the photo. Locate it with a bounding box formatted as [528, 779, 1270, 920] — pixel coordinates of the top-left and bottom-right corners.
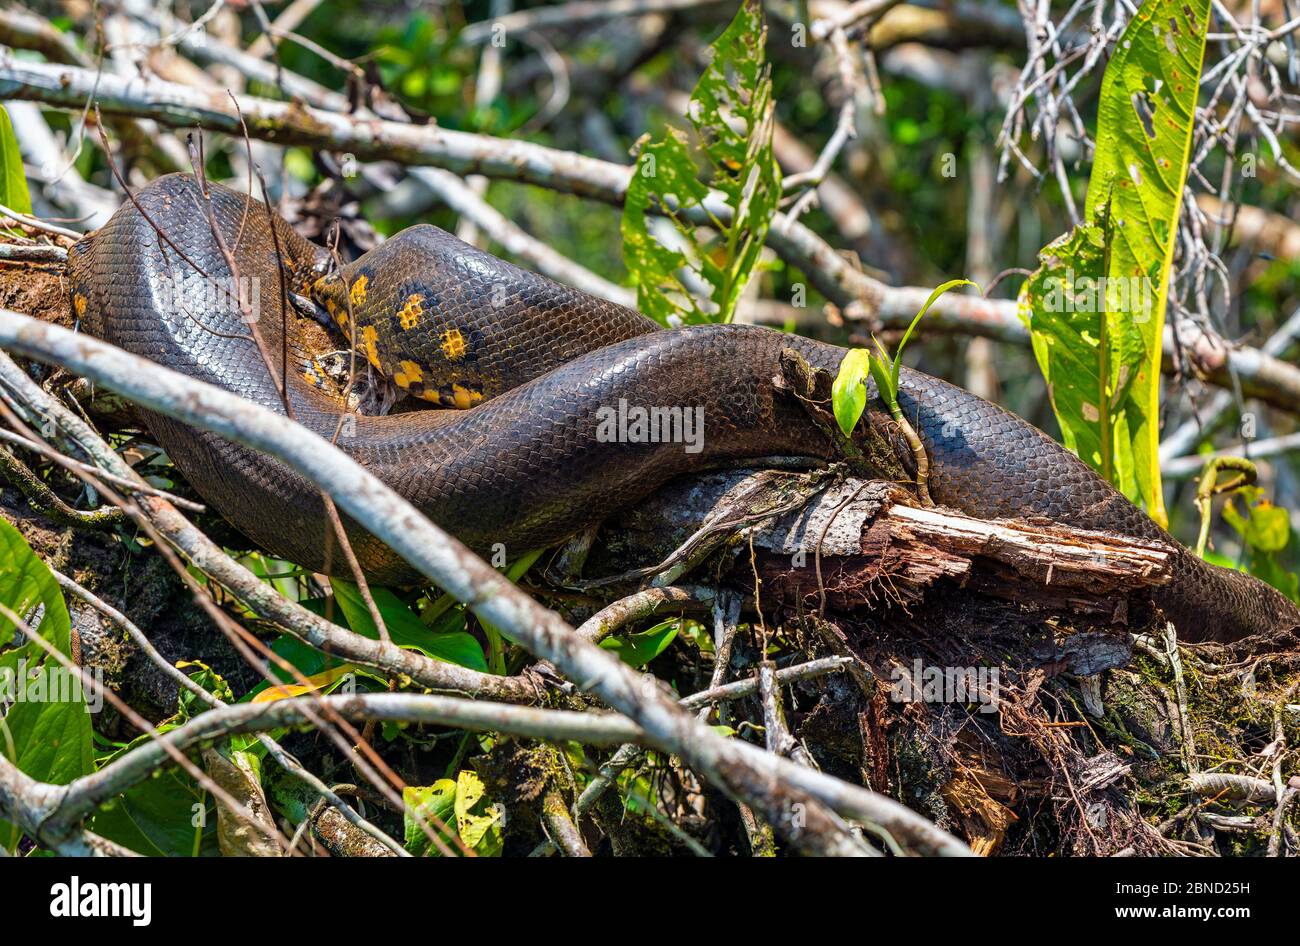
[590, 469, 1173, 630]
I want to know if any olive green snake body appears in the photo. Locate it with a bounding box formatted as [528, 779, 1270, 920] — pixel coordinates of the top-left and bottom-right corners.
[66, 175, 1300, 644]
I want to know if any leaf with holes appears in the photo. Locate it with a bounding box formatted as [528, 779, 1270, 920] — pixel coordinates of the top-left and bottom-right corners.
[1020, 201, 1144, 492]
[620, 0, 781, 325]
[1021, 0, 1210, 526]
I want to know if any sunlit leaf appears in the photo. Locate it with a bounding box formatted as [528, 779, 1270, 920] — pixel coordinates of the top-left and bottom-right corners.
[1020, 0, 1211, 527]
[329, 582, 487, 671]
[250, 664, 355, 703]
[600, 620, 680, 667]
[620, 0, 781, 325]
[831, 347, 872, 437]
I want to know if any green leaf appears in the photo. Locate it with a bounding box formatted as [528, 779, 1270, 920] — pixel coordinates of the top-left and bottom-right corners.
[1222, 496, 1291, 553]
[1020, 205, 1143, 493]
[403, 772, 502, 857]
[1221, 488, 1299, 602]
[892, 279, 977, 391]
[0, 517, 87, 852]
[453, 770, 503, 857]
[831, 347, 872, 437]
[866, 347, 896, 417]
[600, 620, 680, 667]
[0, 105, 32, 218]
[620, 0, 781, 325]
[1020, 0, 1211, 527]
[88, 769, 219, 857]
[0, 515, 71, 654]
[836, 279, 975, 431]
[403, 780, 458, 856]
[328, 582, 488, 671]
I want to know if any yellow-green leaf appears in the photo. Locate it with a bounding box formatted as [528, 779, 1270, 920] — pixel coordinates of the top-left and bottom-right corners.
[1021, 0, 1211, 527]
[832, 347, 872, 437]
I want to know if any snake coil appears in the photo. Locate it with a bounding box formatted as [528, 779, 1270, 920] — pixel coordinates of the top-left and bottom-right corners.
[67, 174, 1299, 645]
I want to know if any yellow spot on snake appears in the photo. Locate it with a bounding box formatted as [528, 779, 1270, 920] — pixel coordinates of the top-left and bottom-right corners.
[418, 389, 443, 404]
[393, 360, 423, 389]
[74, 293, 87, 317]
[349, 274, 368, 308]
[450, 384, 482, 409]
[398, 294, 423, 331]
[440, 328, 468, 361]
[361, 325, 382, 371]
[324, 296, 347, 327]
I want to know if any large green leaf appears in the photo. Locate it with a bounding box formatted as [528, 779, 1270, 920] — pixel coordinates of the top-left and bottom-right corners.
[328, 581, 488, 671]
[1020, 0, 1211, 526]
[1020, 204, 1144, 493]
[1222, 487, 1299, 602]
[620, 0, 781, 325]
[0, 518, 90, 851]
[88, 768, 219, 857]
[403, 780, 458, 856]
[0, 515, 71, 654]
[0, 105, 32, 218]
[600, 619, 680, 668]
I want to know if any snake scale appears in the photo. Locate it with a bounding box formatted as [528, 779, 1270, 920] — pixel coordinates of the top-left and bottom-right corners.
[67, 174, 1299, 645]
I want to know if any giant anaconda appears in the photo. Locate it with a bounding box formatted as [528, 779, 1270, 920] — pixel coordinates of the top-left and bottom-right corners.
[67, 174, 1300, 644]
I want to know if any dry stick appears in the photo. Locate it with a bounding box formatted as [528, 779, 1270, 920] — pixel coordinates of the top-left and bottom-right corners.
[0, 754, 135, 856]
[0, 397, 459, 857]
[247, 0, 325, 59]
[51, 568, 409, 857]
[757, 661, 816, 768]
[0, 351, 533, 701]
[572, 657, 858, 823]
[1268, 680, 1300, 856]
[0, 243, 68, 265]
[540, 790, 592, 857]
[0, 427, 205, 511]
[0, 201, 84, 240]
[574, 585, 716, 643]
[458, 0, 730, 43]
[61, 694, 650, 817]
[140, 12, 635, 306]
[0, 311, 967, 856]
[0, 443, 123, 528]
[4, 57, 1297, 413]
[0, 602, 297, 856]
[1161, 304, 1300, 461]
[1165, 431, 1300, 479]
[700, 591, 742, 723]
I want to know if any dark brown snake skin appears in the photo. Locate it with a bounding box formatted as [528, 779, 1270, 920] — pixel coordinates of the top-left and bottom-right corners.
[67, 174, 1299, 645]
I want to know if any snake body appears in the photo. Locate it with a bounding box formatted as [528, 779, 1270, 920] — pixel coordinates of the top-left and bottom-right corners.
[67, 174, 1299, 644]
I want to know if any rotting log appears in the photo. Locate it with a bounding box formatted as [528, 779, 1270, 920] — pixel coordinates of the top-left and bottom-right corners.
[591, 469, 1172, 631]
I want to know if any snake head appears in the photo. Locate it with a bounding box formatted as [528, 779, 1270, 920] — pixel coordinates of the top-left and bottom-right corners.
[289, 289, 335, 331]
